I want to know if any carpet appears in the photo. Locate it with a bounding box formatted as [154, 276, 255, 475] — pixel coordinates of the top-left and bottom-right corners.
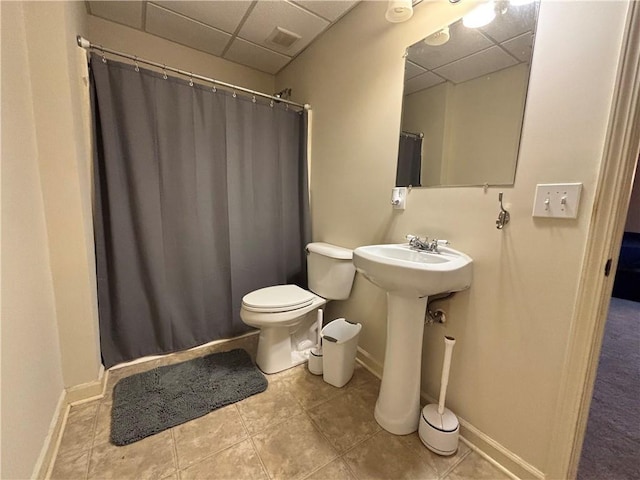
[577, 298, 640, 480]
[110, 348, 267, 446]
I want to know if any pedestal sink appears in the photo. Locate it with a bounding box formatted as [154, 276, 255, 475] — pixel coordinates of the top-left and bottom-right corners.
[353, 243, 472, 435]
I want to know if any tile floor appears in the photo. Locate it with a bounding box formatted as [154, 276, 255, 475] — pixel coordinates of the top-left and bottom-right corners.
[50, 334, 511, 480]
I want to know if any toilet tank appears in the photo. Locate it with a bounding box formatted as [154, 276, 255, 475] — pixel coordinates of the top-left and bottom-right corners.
[306, 243, 356, 300]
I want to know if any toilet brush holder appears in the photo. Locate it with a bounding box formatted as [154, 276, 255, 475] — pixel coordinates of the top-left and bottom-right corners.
[420, 335, 459, 455]
[308, 309, 324, 375]
[308, 347, 323, 375]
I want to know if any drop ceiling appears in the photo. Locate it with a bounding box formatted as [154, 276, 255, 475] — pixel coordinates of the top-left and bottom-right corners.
[86, 1, 359, 75]
[404, 1, 538, 95]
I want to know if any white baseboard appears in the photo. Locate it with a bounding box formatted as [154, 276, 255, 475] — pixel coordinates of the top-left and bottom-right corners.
[33, 366, 107, 479]
[455, 418, 545, 480]
[66, 365, 106, 405]
[32, 390, 68, 480]
[355, 348, 545, 480]
[356, 346, 384, 376]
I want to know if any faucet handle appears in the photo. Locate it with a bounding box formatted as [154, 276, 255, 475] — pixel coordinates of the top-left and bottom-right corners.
[405, 234, 429, 240]
[405, 234, 428, 245]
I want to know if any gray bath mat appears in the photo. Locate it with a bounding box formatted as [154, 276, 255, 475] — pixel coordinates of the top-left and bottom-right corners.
[111, 348, 267, 446]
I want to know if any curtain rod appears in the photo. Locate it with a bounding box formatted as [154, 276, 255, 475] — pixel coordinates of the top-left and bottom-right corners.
[76, 36, 310, 111]
[401, 130, 424, 139]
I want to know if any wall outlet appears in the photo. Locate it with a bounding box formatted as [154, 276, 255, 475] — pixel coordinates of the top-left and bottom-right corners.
[532, 183, 582, 218]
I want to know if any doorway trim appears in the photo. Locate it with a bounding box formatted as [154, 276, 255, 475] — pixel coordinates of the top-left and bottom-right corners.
[547, 2, 640, 478]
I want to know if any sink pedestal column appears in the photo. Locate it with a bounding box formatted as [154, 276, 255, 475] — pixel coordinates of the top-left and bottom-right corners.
[374, 292, 427, 435]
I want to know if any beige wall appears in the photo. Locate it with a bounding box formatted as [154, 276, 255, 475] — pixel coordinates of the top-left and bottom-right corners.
[276, 0, 628, 475]
[625, 164, 640, 232]
[22, 1, 102, 389]
[87, 15, 275, 94]
[1, 3, 65, 478]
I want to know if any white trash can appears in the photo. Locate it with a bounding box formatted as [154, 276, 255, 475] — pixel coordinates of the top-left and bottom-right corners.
[322, 318, 362, 388]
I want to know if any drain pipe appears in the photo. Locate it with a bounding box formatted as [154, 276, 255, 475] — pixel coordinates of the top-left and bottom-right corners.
[425, 292, 455, 324]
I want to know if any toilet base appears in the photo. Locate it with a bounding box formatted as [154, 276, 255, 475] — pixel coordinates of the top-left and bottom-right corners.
[255, 313, 319, 374]
[255, 328, 305, 373]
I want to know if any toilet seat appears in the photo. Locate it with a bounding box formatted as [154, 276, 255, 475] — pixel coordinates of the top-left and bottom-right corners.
[242, 285, 315, 313]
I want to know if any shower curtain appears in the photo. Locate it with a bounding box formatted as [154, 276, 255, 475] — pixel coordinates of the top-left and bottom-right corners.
[90, 55, 310, 367]
[395, 134, 422, 187]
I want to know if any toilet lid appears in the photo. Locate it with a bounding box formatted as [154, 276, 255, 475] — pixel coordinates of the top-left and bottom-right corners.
[242, 285, 315, 313]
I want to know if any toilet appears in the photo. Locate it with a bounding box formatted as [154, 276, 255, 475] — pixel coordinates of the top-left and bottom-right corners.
[240, 242, 356, 374]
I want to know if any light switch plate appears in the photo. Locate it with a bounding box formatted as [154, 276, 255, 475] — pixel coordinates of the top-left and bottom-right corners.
[532, 183, 582, 218]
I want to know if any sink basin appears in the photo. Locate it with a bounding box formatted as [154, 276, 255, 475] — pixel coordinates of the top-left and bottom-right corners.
[353, 244, 472, 297]
[352, 242, 473, 435]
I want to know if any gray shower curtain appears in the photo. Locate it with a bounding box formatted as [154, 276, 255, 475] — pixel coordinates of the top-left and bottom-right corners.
[395, 135, 422, 187]
[90, 55, 310, 367]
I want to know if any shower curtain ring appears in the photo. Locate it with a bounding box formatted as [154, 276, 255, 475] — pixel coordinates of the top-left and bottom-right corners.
[189, 73, 194, 87]
[270, 100, 274, 108]
[100, 46, 107, 63]
[162, 65, 168, 80]
[212, 84, 217, 93]
[252, 95, 256, 103]
[134, 56, 139, 72]
[232, 91, 237, 98]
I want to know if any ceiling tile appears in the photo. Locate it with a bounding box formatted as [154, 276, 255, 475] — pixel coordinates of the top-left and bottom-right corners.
[405, 60, 427, 81]
[408, 21, 494, 70]
[501, 32, 533, 63]
[479, 2, 537, 43]
[404, 71, 445, 95]
[225, 38, 291, 75]
[88, 1, 143, 29]
[146, 3, 232, 57]
[152, 1, 252, 34]
[238, 1, 329, 56]
[434, 46, 518, 84]
[292, 0, 358, 21]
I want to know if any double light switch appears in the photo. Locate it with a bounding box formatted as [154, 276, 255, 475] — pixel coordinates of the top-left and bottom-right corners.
[532, 183, 583, 218]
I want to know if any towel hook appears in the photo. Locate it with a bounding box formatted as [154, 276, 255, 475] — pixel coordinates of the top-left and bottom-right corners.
[496, 192, 510, 230]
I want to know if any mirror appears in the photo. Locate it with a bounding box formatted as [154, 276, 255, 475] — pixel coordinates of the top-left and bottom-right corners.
[396, 1, 539, 188]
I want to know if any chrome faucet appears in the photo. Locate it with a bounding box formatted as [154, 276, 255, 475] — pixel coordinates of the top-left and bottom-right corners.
[405, 235, 449, 253]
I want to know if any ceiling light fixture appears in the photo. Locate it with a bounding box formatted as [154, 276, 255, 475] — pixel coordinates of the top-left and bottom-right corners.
[462, 1, 497, 28]
[385, 0, 413, 23]
[424, 27, 451, 46]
